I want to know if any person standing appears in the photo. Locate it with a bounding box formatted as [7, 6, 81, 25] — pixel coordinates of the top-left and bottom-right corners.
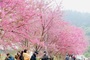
[19, 51, 24, 60]
[41, 51, 48, 60]
[5, 53, 15, 60]
[72, 55, 76, 60]
[23, 49, 30, 60]
[30, 51, 38, 60]
[15, 51, 21, 60]
[65, 54, 69, 60]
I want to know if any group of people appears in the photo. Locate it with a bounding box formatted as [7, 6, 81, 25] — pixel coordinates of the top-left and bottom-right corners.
[5, 49, 49, 60]
[65, 54, 76, 60]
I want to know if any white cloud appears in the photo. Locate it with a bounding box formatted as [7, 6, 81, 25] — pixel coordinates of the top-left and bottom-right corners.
[55, 0, 90, 13]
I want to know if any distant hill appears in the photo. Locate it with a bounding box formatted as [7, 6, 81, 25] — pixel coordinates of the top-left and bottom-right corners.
[62, 10, 90, 36]
[63, 10, 90, 27]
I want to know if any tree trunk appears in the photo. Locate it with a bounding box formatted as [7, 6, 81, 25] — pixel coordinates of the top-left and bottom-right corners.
[56, 55, 65, 60]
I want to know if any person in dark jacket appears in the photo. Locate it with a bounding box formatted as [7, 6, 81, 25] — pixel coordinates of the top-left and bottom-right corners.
[30, 51, 38, 60]
[19, 51, 24, 60]
[5, 53, 15, 60]
[41, 51, 48, 60]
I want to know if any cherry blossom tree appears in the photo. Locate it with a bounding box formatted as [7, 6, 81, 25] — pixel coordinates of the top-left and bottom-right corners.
[0, 0, 88, 59]
[0, 0, 38, 49]
[27, 6, 88, 59]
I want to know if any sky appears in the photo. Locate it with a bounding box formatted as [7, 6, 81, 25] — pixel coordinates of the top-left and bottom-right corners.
[55, 0, 90, 13]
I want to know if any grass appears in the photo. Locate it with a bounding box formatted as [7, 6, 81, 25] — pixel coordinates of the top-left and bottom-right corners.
[84, 52, 90, 58]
